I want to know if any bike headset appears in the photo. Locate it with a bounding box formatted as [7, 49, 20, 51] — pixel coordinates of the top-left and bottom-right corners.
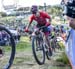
[61, 0, 75, 18]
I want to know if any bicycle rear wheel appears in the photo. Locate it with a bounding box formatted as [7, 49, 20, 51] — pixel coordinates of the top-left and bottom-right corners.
[0, 26, 15, 69]
[32, 36, 45, 65]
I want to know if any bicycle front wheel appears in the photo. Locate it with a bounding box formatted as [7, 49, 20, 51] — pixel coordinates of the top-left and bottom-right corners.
[32, 36, 45, 65]
[0, 26, 15, 69]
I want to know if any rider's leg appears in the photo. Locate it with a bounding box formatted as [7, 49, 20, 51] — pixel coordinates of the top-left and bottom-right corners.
[44, 32, 52, 56]
[43, 26, 51, 49]
[44, 32, 51, 48]
[43, 26, 53, 56]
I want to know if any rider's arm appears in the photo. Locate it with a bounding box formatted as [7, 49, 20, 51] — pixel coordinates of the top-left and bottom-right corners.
[27, 15, 34, 29]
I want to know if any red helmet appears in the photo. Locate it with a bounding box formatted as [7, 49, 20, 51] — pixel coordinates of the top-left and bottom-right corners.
[31, 5, 38, 14]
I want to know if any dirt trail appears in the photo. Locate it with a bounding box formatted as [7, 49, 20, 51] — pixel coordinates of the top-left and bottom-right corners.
[10, 50, 71, 69]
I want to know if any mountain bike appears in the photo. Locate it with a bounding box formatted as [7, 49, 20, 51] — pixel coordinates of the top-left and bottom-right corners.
[31, 26, 52, 65]
[0, 26, 15, 69]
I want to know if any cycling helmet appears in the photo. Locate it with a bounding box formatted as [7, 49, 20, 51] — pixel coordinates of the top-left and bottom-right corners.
[61, 0, 75, 18]
[31, 5, 38, 14]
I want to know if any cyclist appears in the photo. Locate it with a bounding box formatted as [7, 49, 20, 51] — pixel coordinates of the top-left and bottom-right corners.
[25, 5, 52, 56]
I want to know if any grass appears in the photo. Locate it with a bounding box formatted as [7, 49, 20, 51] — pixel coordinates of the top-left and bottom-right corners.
[16, 36, 70, 64]
[12, 36, 33, 65]
[16, 36, 32, 52]
[13, 36, 70, 65]
[56, 52, 70, 65]
[13, 56, 33, 65]
[2, 36, 32, 52]
[55, 41, 71, 68]
[1, 36, 71, 69]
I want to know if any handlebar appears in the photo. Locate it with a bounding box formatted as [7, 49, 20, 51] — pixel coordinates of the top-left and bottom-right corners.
[25, 26, 47, 33]
[38, 26, 47, 30]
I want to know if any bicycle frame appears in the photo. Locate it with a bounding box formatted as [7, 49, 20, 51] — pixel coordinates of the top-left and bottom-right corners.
[31, 26, 52, 49]
[31, 27, 44, 37]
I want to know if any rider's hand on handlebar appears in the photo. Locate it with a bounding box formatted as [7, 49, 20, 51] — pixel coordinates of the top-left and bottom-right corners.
[25, 27, 29, 32]
[45, 22, 51, 26]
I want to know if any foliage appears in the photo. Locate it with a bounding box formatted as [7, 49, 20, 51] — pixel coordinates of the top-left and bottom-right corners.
[47, 5, 62, 16]
[56, 41, 70, 66]
[0, 12, 7, 17]
[58, 41, 65, 49]
[56, 52, 70, 65]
